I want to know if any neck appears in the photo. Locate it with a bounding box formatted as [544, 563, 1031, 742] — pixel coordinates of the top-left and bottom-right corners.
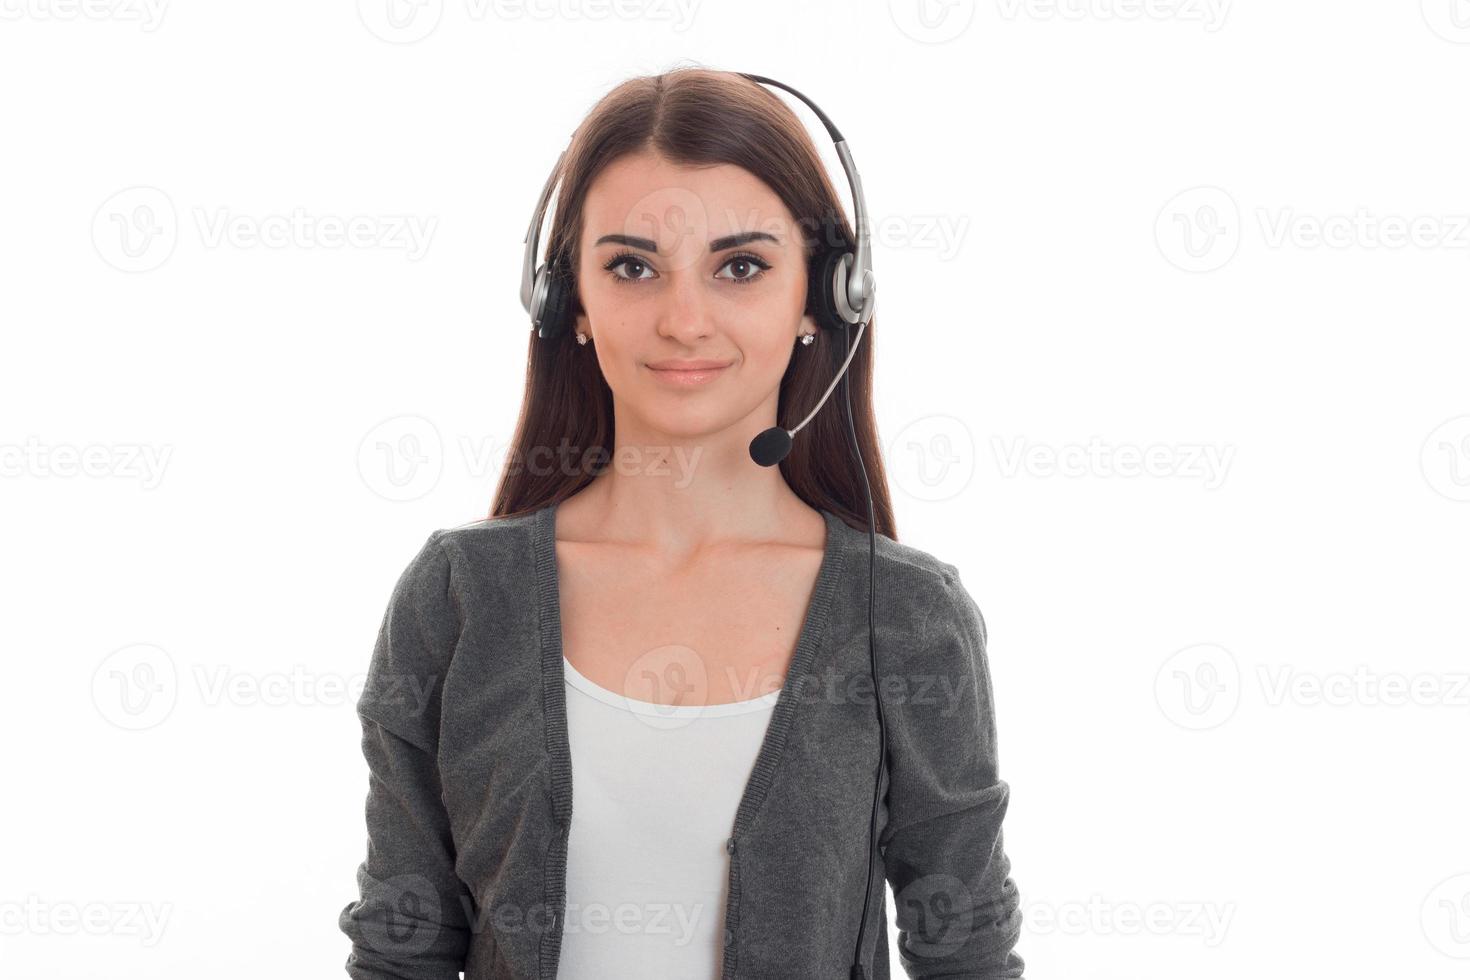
[561, 414, 815, 555]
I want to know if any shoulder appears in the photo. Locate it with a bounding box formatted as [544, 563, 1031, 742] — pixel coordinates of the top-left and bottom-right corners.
[381, 509, 542, 619]
[870, 530, 963, 590]
[434, 508, 541, 563]
[394, 507, 544, 588]
[850, 523, 988, 652]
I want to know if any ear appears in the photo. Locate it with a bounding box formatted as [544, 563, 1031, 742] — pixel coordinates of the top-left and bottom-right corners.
[798, 312, 818, 339]
[575, 310, 590, 338]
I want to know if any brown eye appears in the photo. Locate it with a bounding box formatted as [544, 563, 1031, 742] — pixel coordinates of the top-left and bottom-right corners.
[715, 252, 772, 285]
[604, 252, 656, 284]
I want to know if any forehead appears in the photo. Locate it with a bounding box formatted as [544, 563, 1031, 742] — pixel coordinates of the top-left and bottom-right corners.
[579, 150, 799, 252]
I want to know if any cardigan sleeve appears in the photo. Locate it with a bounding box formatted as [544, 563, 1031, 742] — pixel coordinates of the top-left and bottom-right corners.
[879, 564, 1025, 979]
[338, 531, 474, 980]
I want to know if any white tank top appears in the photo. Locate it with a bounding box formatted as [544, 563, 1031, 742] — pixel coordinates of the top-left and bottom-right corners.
[556, 654, 781, 980]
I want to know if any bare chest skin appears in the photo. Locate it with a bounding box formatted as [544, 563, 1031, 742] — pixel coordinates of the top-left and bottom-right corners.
[555, 534, 825, 708]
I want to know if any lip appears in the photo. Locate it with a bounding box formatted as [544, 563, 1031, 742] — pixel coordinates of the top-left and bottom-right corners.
[647, 359, 733, 371]
[645, 359, 732, 386]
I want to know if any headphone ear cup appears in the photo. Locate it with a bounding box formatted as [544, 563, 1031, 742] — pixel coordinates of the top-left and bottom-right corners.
[807, 244, 853, 334]
[536, 251, 576, 341]
[806, 209, 856, 333]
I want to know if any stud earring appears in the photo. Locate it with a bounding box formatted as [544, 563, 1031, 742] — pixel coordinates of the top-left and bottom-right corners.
[576, 332, 589, 346]
[800, 332, 815, 346]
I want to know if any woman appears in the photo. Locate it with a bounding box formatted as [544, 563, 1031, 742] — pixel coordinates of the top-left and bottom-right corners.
[339, 66, 1024, 980]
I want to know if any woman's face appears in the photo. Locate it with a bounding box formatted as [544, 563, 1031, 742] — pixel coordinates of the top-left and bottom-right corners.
[573, 149, 818, 441]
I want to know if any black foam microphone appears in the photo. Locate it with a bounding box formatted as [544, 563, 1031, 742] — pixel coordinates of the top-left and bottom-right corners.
[748, 318, 870, 467]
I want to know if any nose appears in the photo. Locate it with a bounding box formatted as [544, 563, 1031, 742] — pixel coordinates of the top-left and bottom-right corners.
[655, 268, 713, 344]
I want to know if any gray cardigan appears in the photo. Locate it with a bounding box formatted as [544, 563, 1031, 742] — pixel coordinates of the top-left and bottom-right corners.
[338, 498, 1025, 979]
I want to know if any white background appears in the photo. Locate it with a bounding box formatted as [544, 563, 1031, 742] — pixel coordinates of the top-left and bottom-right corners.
[3, 1, 1469, 978]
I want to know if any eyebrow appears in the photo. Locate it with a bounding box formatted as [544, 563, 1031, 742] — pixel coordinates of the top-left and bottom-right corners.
[593, 231, 780, 253]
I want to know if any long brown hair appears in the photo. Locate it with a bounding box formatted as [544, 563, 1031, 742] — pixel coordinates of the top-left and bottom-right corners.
[489, 66, 896, 539]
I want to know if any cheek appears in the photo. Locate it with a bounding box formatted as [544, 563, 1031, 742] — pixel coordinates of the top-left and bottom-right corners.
[733, 321, 799, 370]
[577, 267, 610, 310]
[726, 264, 807, 321]
[580, 273, 657, 320]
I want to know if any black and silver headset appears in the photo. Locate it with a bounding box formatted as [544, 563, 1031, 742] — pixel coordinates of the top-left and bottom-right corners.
[519, 71, 886, 980]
